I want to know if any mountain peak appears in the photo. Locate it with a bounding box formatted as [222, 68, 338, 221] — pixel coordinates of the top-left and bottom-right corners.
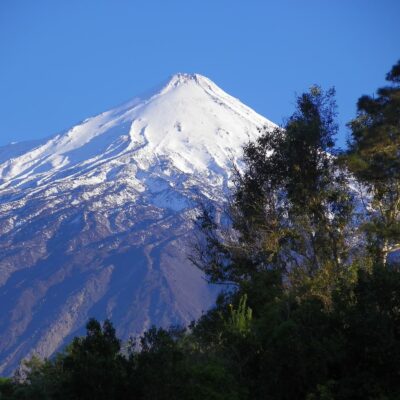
[155, 72, 215, 97]
[0, 74, 275, 190]
[168, 72, 204, 84]
[0, 74, 276, 375]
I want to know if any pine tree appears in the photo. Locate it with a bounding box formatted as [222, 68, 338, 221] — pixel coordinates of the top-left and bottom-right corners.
[346, 60, 400, 266]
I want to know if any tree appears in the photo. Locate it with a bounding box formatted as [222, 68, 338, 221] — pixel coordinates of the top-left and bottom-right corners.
[194, 86, 354, 306]
[330, 265, 400, 399]
[346, 60, 400, 265]
[59, 318, 127, 400]
[0, 377, 15, 399]
[131, 326, 240, 400]
[278, 87, 354, 275]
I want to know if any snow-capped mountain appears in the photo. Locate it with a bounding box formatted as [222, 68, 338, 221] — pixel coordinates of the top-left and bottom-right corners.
[0, 73, 275, 374]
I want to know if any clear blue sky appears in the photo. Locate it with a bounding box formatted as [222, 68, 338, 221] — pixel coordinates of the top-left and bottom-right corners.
[1, 0, 399, 148]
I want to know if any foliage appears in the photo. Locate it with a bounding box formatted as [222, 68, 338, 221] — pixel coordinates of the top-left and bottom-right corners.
[195, 84, 355, 309]
[228, 294, 252, 336]
[345, 60, 400, 265]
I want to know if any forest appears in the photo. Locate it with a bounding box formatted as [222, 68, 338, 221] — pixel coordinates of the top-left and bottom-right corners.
[1, 60, 399, 400]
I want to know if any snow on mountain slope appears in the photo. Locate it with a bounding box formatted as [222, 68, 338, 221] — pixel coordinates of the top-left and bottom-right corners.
[0, 73, 269, 191]
[0, 73, 275, 375]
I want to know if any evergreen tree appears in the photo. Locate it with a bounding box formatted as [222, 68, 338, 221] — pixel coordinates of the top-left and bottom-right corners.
[346, 60, 400, 265]
[58, 318, 127, 400]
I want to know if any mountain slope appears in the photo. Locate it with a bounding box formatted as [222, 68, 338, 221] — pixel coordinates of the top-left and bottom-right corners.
[0, 73, 275, 374]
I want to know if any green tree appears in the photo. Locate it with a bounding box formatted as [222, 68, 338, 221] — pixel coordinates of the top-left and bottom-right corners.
[0, 377, 15, 399]
[131, 326, 240, 400]
[330, 265, 400, 399]
[195, 86, 354, 306]
[58, 318, 127, 400]
[346, 60, 400, 265]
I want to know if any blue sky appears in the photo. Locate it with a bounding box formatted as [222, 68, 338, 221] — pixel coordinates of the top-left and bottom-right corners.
[0, 0, 399, 148]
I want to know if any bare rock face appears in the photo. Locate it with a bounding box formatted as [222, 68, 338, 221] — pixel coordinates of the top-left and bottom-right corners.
[0, 73, 275, 374]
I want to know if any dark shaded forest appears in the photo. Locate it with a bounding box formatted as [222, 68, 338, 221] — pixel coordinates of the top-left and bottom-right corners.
[1, 60, 400, 400]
